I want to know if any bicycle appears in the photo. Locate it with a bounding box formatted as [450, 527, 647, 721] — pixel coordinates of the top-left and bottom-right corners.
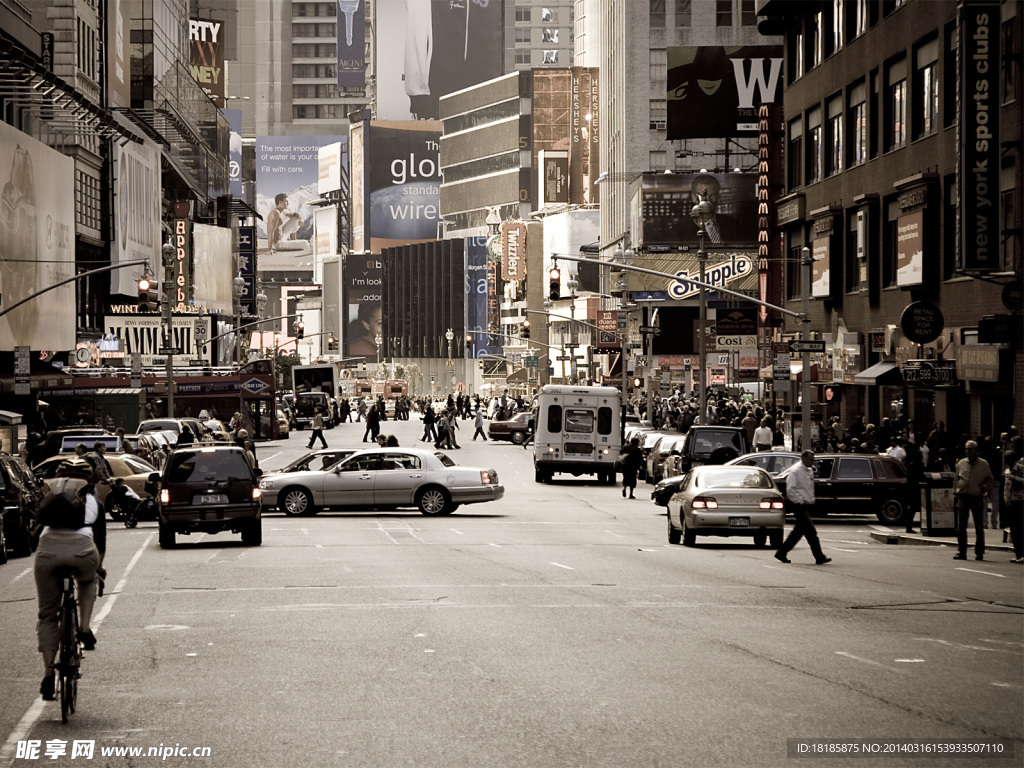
[52, 567, 83, 723]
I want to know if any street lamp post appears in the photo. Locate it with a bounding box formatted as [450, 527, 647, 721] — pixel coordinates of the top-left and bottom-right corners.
[232, 274, 246, 363]
[445, 328, 455, 395]
[689, 194, 714, 425]
[800, 246, 813, 450]
[161, 242, 176, 417]
[566, 275, 579, 384]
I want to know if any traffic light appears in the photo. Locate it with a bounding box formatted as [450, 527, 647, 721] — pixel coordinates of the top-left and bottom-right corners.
[478, 360, 484, 370]
[633, 377, 644, 389]
[549, 267, 560, 301]
[326, 334, 337, 351]
[522, 319, 531, 339]
[137, 278, 152, 312]
[296, 321, 305, 340]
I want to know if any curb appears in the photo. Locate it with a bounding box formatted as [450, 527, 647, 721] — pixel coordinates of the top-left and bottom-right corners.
[868, 530, 1014, 551]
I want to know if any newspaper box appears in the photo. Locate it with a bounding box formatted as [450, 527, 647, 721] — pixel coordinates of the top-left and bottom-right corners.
[921, 472, 956, 536]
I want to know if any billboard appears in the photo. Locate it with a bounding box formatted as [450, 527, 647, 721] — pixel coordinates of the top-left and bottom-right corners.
[359, 122, 441, 253]
[337, 0, 366, 90]
[104, 315, 211, 367]
[255, 136, 345, 271]
[112, 138, 162, 296]
[343, 252, 382, 359]
[466, 236, 499, 360]
[106, 0, 131, 109]
[532, 68, 600, 207]
[0, 123, 76, 350]
[667, 46, 783, 139]
[192, 223, 234, 314]
[811, 237, 830, 298]
[375, 0, 504, 120]
[314, 206, 338, 286]
[627, 250, 758, 303]
[318, 141, 345, 195]
[896, 211, 924, 287]
[223, 108, 242, 199]
[630, 172, 758, 248]
[190, 19, 225, 107]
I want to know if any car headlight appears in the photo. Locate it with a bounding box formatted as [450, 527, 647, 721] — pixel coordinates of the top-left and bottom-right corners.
[259, 480, 274, 490]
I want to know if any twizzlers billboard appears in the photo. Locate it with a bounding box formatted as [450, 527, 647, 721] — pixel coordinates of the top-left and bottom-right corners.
[959, 1, 1000, 272]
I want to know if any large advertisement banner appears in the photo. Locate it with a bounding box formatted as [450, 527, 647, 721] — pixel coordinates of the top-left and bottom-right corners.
[0, 123, 76, 349]
[337, 0, 366, 90]
[344, 252, 382, 359]
[667, 46, 783, 139]
[256, 136, 344, 271]
[314, 206, 338, 286]
[318, 142, 345, 195]
[190, 19, 225, 107]
[366, 122, 441, 252]
[192, 223, 234, 314]
[532, 68, 600, 207]
[112, 138, 162, 296]
[627, 250, 758, 303]
[106, 0, 131, 109]
[104, 315, 211, 367]
[959, 1, 1000, 272]
[811, 237, 830, 298]
[375, 0, 504, 120]
[223, 108, 242, 199]
[631, 172, 758, 248]
[466, 236, 499, 360]
[896, 211, 924, 287]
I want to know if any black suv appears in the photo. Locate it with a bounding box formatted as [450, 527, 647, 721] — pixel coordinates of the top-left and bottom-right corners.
[1, 453, 44, 559]
[650, 426, 750, 506]
[153, 446, 263, 548]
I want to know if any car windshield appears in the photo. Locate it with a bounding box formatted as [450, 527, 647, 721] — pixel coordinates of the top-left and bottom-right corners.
[121, 455, 156, 474]
[691, 430, 744, 458]
[434, 452, 456, 467]
[167, 451, 250, 483]
[697, 468, 773, 489]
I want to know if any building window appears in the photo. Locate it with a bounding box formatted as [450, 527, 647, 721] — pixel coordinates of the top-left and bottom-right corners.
[885, 58, 907, 151]
[845, 0, 867, 42]
[542, 8, 557, 22]
[741, 0, 756, 26]
[943, 23, 958, 128]
[716, 0, 732, 27]
[542, 50, 559, 64]
[847, 81, 867, 167]
[293, 43, 337, 58]
[650, 99, 667, 130]
[293, 22, 336, 37]
[882, 196, 899, 287]
[1003, 17, 1019, 104]
[515, 50, 531, 65]
[788, 22, 804, 83]
[806, 10, 823, 70]
[826, 96, 843, 176]
[913, 39, 939, 139]
[788, 118, 803, 191]
[786, 242, 804, 300]
[515, 8, 532, 22]
[846, 208, 868, 292]
[515, 28, 531, 44]
[1001, 160, 1018, 271]
[293, 63, 337, 78]
[650, 49, 667, 82]
[829, 0, 843, 54]
[943, 175, 957, 280]
[650, 150, 667, 170]
[651, 0, 666, 29]
[807, 107, 822, 184]
[675, 0, 692, 27]
[542, 29, 559, 43]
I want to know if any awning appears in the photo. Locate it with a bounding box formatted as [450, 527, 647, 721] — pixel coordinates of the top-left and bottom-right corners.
[853, 361, 902, 386]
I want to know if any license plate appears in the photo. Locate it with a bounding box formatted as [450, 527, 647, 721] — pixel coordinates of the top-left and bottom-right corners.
[728, 517, 750, 527]
[193, 494, 227, 505]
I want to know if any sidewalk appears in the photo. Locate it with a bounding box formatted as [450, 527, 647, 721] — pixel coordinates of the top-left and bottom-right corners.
[868, 525, 1016, 553]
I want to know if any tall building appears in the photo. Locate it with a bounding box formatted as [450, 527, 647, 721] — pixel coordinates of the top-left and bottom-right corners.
[757, 0, 1022, 436]
[507, 1, 576, 70]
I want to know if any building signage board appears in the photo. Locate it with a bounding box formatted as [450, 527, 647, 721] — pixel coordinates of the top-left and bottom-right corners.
[104, 315, 211, 367]
[773, 353, 790, 393]
[366, 122, 440, 252]
[189, 19, 225, 107]
[900, 301, 944, 344]
[896, 210, 924, 287]
[501, 222, 527, 282]
[666, 46, 784, 139]
[666, 254, 755, 302]
[959, 1, 1000, 272]
[112, 138, 161, 296]
[336, 0, 366, 90]
[957, 344, 1000, 382]
[811, 237, 830, 298]
[902, 359, 957, 387]
[172, 218, 192, 311]
[15, 346, 30, 395]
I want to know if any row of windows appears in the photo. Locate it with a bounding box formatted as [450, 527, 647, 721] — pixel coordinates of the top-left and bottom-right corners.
[293, 63, 339, 79]
[293, 23, 336, 37]
[293, 43, 336, 58]
[76, 169, 102, 233]
[515, 50, 560, 65]
[650, 0, 757, 29]
[293, 103, 348, 119]
[516, 8, 560, 23]
[77, 18, 98, 83]
[515, 29, 563, 44]
[293, 3, 335, 17]
[293, 83, 346, 99]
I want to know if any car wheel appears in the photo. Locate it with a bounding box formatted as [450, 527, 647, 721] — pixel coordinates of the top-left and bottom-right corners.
[510, 431, 526, 445]
[240, 519, 262, 546]
[417, 486, 451, 516]
[667, 514, 681, 545]
[0, 526, 8, 564]
[876, 498, 906, 525]
[769, 529, 784, 549]
[682, 518, 696, 547]
[753, 531, 768, 548]
[280, 488, 315, 517]
[158, 523, 176, 549]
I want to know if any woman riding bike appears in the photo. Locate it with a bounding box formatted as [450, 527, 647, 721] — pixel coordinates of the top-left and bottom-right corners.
[34, 458, 106, 701]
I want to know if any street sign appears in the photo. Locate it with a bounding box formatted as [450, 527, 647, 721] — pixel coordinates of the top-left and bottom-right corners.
[556, 355, 571, 361]
[634, 355, 648, 367]
[716, 335, 756, 348]
[639, 325, 661, 335]
[524, 356, 539, 367]
[158, 347, 182, 355]
[15, 346, 30, 395]
[788, 340, 825, 354]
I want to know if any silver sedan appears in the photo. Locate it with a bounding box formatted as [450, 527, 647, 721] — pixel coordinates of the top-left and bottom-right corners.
[667, 466, 786, 548]
[258, 447, 504, 516]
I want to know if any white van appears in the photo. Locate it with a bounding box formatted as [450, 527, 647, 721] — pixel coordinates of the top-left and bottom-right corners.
[533, 385, 622, 484]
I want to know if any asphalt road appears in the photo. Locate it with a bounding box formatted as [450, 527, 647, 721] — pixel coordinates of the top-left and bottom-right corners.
[1, 415, 1021, 767]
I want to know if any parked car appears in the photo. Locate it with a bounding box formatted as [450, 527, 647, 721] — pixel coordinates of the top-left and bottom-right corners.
[277, 449, 359, 473]
[724, 451, 803, 477]
[646, 434, 687, 485]
[650, 426, 752, 507]
[774, 453, 914, 524]
[203, 420, 235, 442]
[487, 412, 533, 444]
[30, 427, 107, 465]
[0, 453, 44, 558]
[153, 446, 264, 548]
[667, 466, 786, 548]
[637, 431, 673, 480]
[138, 418, 211, 444]
[33, 453, 158, 520]
[259, 448, 504, 516]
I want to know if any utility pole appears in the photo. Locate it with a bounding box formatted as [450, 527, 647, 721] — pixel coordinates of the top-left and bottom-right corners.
[800, 246, 813, 451]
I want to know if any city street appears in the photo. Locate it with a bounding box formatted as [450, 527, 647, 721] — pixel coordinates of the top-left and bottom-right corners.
[1, 416, 1021, 767]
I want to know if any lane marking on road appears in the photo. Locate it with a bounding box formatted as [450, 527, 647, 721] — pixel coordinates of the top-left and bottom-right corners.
[1, 533, 154, 766]
[604, 530, 626, 538]
[834, 651, 909, 675]
[832, 548, 859, 552]
[450, 529, 463, 535]
[550, 562, 575, 570]
[12, 567, 32, 583]
[894, 659, 926, 663]
[955, 568, 1006, 578]
[488, 543, 502, 548]
[916, 638, 1016, 654]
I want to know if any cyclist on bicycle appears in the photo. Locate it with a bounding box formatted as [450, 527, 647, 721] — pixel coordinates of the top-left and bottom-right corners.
[34, 458, 106, 701]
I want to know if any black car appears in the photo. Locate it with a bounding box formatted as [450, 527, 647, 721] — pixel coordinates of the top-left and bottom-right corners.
[774, 453, 914, 524]
[154, 446, 263, 548]
[0, 453, 43, 558]
[650, 427, 751, 506]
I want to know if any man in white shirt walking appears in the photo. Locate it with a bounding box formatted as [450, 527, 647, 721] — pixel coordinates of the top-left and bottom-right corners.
[775, 450, 831, 565]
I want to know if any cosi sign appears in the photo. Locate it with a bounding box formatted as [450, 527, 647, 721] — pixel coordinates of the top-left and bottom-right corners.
[959, 1, 1000, 272]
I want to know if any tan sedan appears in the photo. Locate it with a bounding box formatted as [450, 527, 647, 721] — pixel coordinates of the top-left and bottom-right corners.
[33, 453, 158, 517]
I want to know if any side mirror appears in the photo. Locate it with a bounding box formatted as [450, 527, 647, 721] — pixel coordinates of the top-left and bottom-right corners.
[254, 468, 263, 477]
[148, 472, 160, 483]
